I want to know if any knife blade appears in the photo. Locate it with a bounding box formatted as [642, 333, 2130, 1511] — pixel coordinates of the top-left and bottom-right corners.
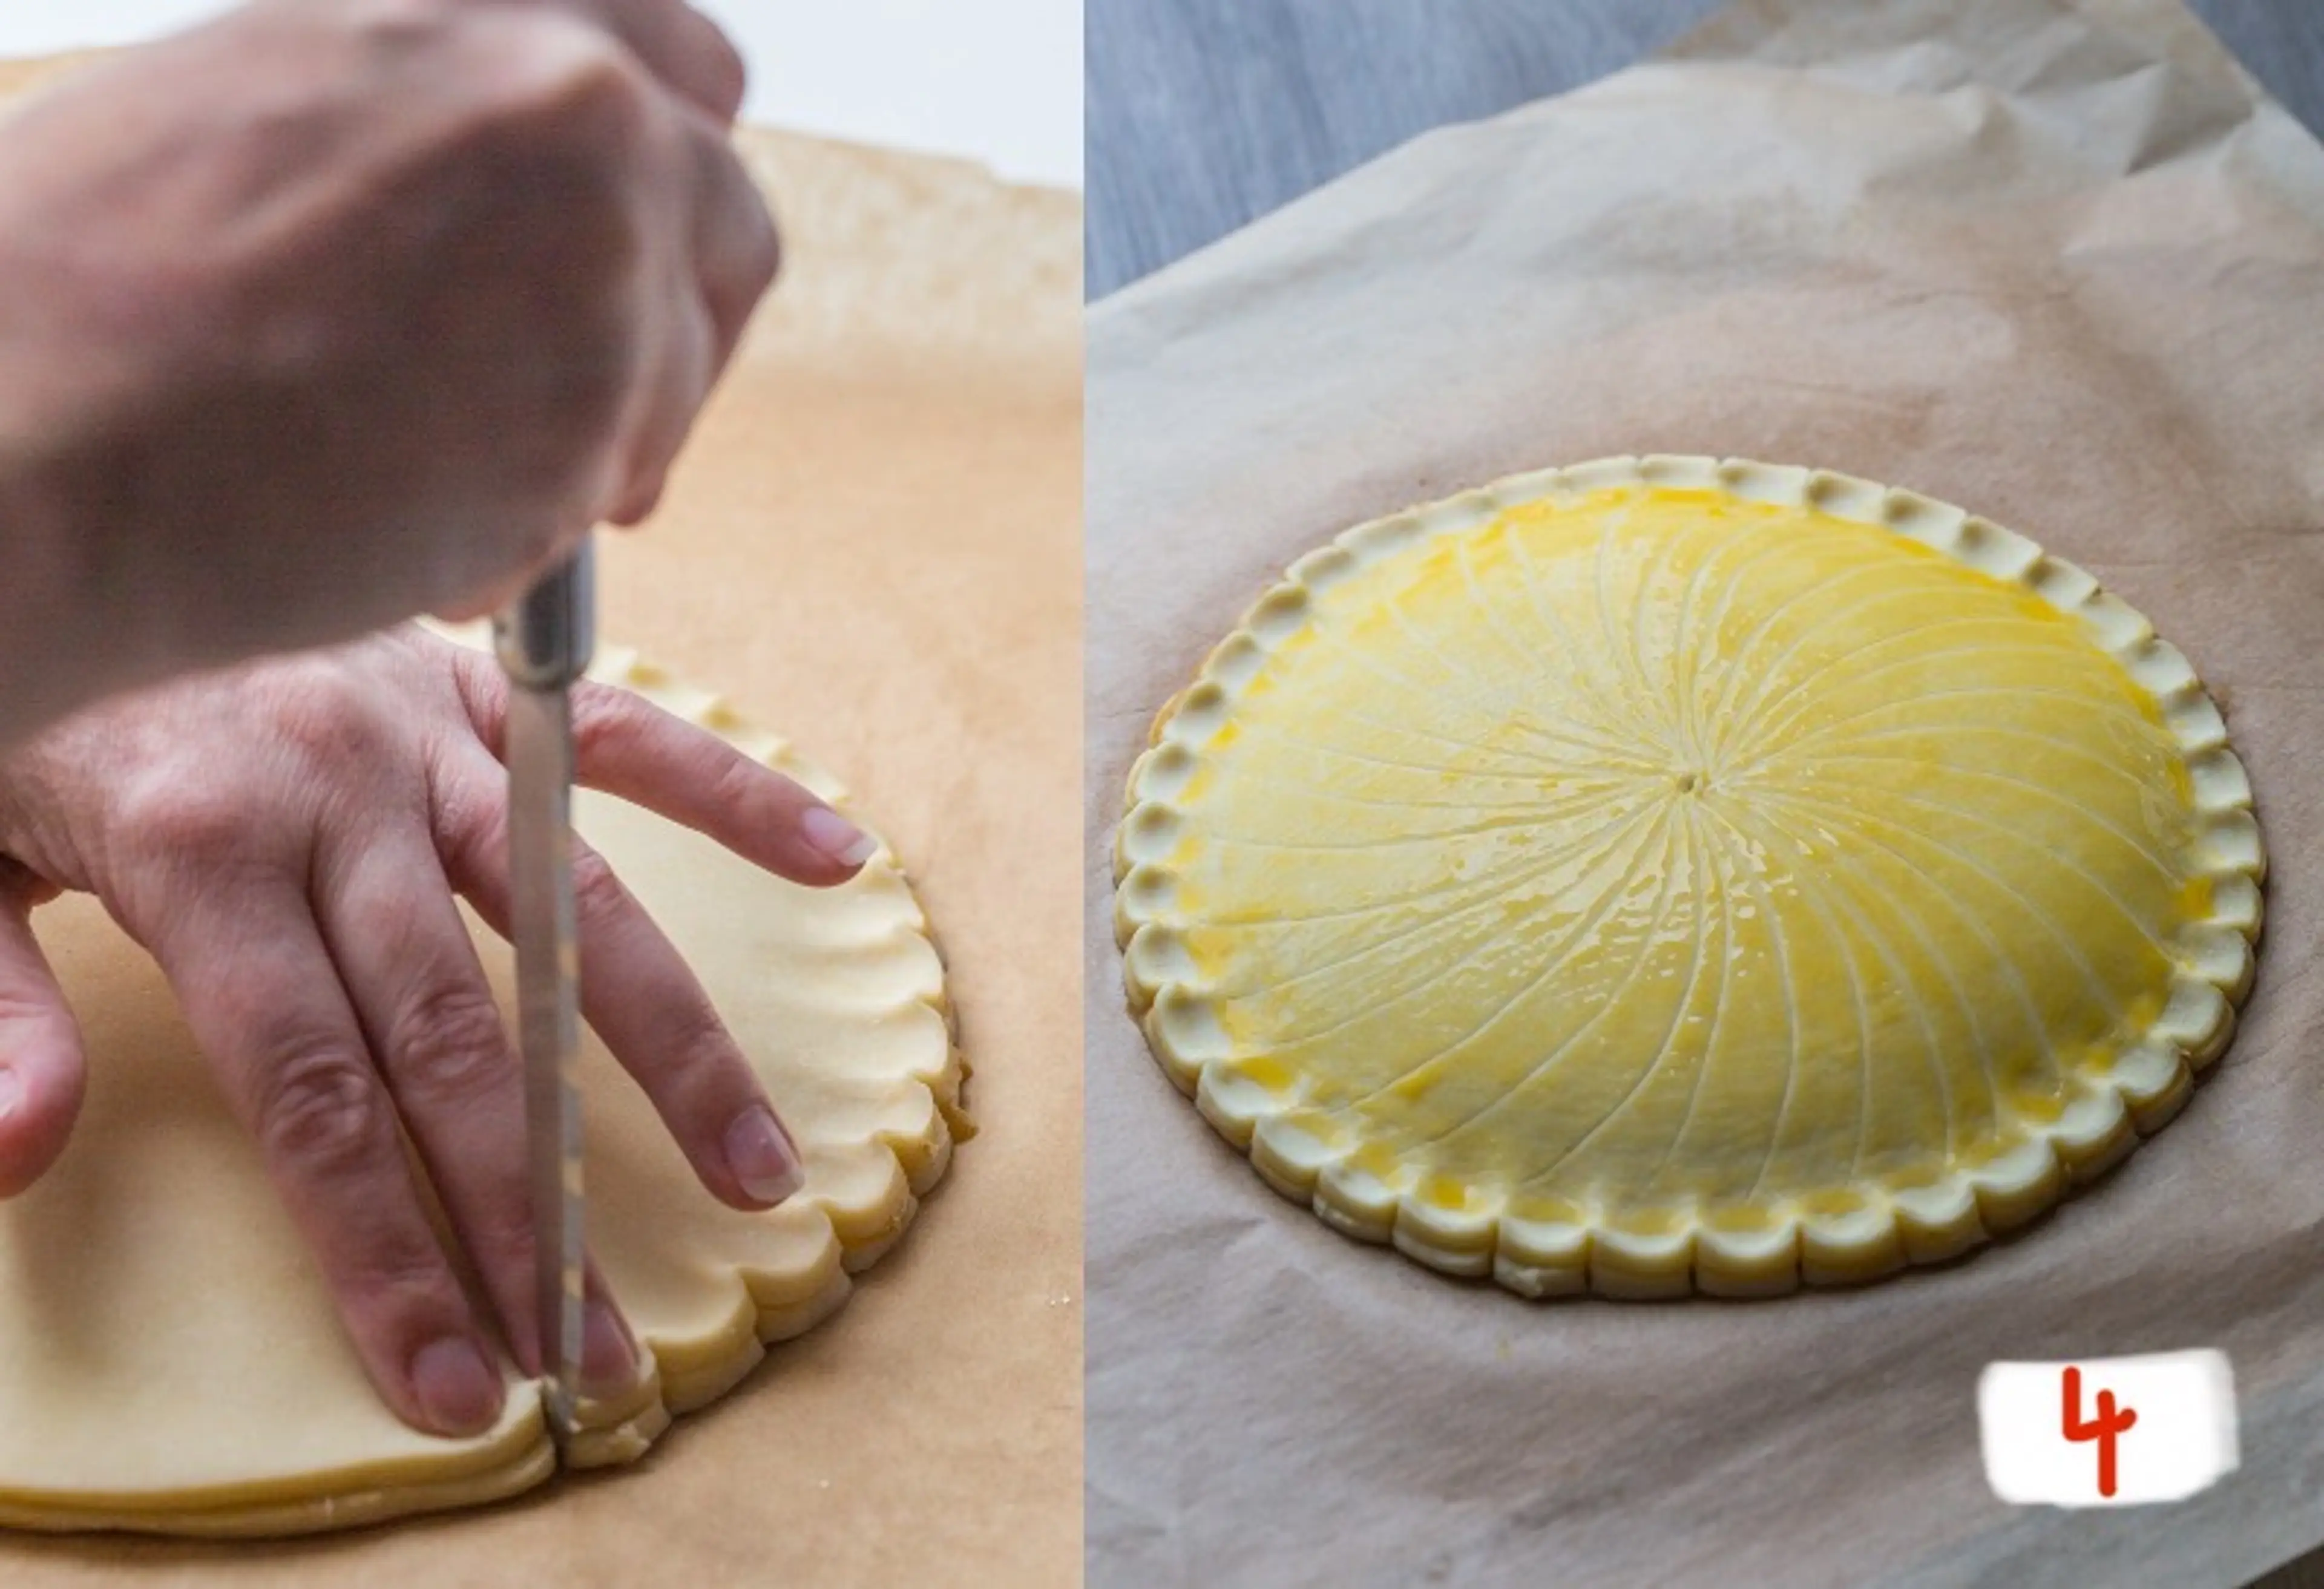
[493, 540, 594, 1446]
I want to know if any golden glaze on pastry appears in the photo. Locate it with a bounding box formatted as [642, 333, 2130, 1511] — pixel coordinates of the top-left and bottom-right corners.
[1115, 456, 2261, 1297]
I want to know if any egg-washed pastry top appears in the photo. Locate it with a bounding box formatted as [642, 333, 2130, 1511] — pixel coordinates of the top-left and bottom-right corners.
[1114, 455, 2263, 1298]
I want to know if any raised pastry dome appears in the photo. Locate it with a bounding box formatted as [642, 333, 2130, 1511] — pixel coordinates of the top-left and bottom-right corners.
[1115, 456, 2262, 1298]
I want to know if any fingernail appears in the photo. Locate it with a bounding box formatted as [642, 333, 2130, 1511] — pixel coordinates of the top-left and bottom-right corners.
[723, 1104, 806, 1205]
[0, 1066, 21, 1122]
[412, 1336, 502, 1437]
[581, 1298, 640, 1398]
[799, 805, 878, 868]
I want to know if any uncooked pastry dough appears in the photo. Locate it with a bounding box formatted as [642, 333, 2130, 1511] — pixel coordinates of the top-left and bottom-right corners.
[0, 637, 963, 1533]
[1115, 455, 2263, 1297]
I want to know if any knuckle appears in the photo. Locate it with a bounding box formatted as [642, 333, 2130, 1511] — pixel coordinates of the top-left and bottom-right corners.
[697, 141, 780, 307]
[453, 21, 651, 252]
[665, 998, 740, 1087]
[116, 778, 268, 865]
[700, 746, 768, 822]
[568, 845, 631, 928]
[485, 16, 654, 163]
[350, 0, 452, 48]
[623, 995, 747, 1136]
[272, 686, 387, 765]
[252, 1044, 388, 1175]
[469, 1193, 547, 1280]
[442, 644, 501, 738]
[634, 974, 742, 1103]
[342, 1236, 462, 1320]
[458, 795, 510, 879]
[568, 685, 646, 765]
[388, 981, 510, 1104]
[704, 37, 748, 123]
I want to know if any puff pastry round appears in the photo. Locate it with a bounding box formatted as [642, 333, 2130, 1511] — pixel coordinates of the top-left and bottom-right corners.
[1115, 456, 2262, 1298]
[0, 640, 963, 1533]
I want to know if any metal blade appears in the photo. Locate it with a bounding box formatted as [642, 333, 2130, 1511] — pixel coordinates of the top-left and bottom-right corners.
[496, 543, 594, 1448]
[504, 678, 585, 1443]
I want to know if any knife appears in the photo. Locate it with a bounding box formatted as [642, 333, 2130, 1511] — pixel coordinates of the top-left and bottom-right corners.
[492, 540, 594, 1446]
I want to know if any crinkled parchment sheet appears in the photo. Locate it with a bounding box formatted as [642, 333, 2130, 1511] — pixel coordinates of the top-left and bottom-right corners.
[1085, 1, 2324, 1584]
[0, 51, 1083, 1589]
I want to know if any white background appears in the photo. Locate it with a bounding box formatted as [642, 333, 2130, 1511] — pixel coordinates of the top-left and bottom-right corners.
[0, 1, 1083, 189]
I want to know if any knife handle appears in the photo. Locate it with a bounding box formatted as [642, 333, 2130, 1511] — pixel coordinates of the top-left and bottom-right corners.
[492, 537, 597, 690]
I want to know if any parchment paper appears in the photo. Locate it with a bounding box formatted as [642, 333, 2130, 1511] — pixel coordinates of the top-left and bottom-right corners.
[1085, 1, 2324, 1583]
[0, 54, 1082, 1588]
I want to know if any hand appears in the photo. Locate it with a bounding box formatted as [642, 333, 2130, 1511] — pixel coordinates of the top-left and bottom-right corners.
[0, 626, 874, 1437]
[0, 0, 778, 735]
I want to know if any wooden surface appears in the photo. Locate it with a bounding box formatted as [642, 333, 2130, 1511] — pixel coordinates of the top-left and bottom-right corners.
[1086, 0, 2324, 298]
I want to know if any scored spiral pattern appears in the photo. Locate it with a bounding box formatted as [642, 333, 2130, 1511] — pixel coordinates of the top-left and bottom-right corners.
[1115, 456, 2263, 1298]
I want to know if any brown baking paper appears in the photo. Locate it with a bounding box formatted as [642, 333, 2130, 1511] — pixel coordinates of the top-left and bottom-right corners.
[1085, 1, 2324, 1583]
[0, 56, 1082, 1588]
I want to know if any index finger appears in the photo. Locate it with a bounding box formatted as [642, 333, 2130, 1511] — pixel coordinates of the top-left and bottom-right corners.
[453, 652, 878, 886]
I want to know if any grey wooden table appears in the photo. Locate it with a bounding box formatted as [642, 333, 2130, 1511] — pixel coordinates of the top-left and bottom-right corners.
[1086, 0, 2324, 299]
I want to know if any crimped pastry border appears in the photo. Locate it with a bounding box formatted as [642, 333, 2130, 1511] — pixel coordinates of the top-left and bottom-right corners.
[1113, 453, 2264, 1300]
[0, 635, 967, 1536]
[563, 641, 968, 1447]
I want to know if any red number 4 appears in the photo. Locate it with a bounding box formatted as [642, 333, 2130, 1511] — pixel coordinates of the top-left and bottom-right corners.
[2062, 1366, 2138, 1498]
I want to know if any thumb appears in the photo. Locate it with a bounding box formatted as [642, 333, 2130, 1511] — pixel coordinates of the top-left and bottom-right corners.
[0, 867, 85, 1198]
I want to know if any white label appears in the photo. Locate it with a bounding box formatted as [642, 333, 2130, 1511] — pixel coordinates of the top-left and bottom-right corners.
[1978, 1351, 2237, 1507]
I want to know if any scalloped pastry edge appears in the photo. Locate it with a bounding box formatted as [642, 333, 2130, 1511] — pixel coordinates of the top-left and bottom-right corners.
[1113, 453, 2265, 1302]
[566, 643, 967, 1466]
[0, 635, 968, 1536]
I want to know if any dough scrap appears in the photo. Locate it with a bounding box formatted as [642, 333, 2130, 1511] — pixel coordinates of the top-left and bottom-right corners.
[0, 638, 962, 1533]
[1115, 454, 2262, 1297]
